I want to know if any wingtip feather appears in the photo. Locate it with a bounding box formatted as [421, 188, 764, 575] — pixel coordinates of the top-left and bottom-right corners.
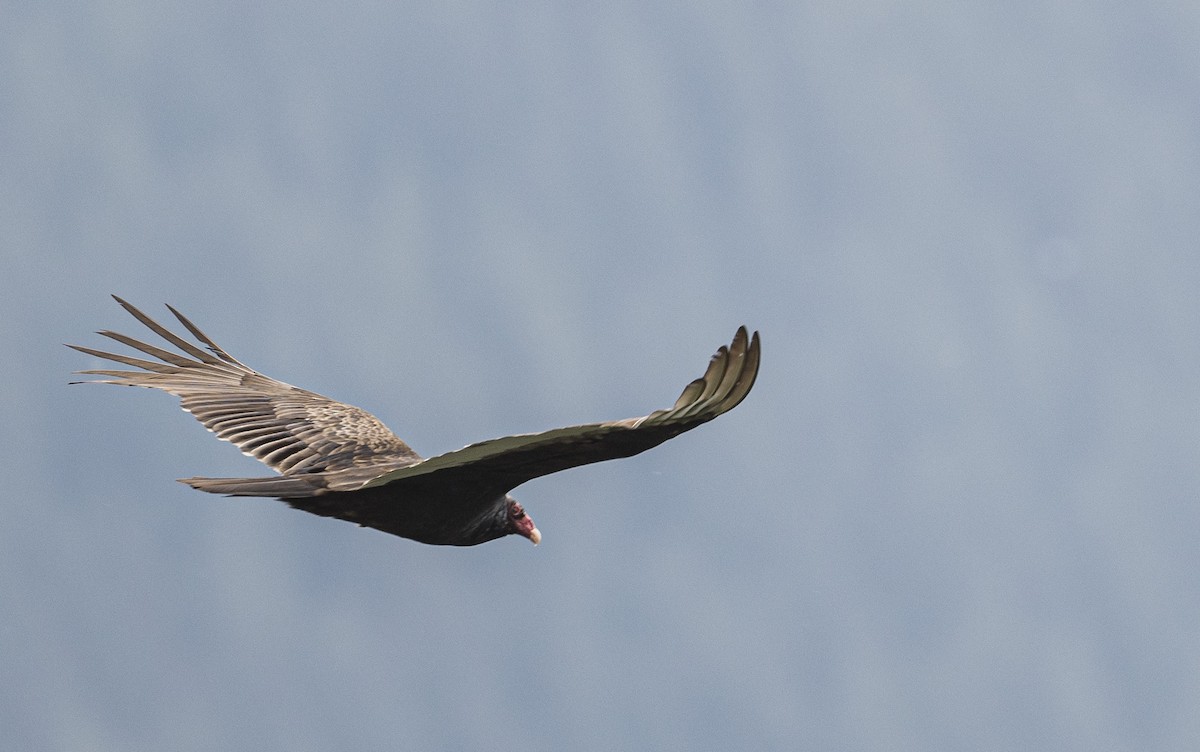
[673, 326, 760, 420]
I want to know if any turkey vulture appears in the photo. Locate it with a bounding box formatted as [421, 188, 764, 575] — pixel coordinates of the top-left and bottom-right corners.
[69, 296, 760, 546]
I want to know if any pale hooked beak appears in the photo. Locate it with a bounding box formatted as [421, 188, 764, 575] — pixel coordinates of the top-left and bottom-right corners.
[528, 526, 542, 545]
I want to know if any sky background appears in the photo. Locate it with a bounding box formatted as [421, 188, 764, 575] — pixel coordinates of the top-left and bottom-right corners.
[4, 2, 1200, 750]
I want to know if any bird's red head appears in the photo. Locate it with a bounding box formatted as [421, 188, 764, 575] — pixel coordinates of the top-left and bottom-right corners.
[506, 497, 541, 545]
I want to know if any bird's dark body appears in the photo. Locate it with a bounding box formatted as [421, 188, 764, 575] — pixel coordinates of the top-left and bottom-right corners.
[285, 480, 511, 546]
[70, 296, 760, 546]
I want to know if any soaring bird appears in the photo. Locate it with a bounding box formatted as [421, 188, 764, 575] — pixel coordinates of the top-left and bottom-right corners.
[69, 297, 760, 546]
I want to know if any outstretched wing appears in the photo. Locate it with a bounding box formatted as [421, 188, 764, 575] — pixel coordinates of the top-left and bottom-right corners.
[68, 296, 420, 476]
[358, 327, 760, 494]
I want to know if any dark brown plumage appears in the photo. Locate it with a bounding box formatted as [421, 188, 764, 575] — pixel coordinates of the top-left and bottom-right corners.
[69, 296, 761, 546]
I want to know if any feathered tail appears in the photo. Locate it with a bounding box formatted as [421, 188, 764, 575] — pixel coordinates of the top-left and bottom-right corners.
[180, 474, 328, 498]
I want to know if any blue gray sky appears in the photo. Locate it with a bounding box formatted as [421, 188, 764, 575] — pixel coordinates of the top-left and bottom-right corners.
[5, 3, 1200, 750]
